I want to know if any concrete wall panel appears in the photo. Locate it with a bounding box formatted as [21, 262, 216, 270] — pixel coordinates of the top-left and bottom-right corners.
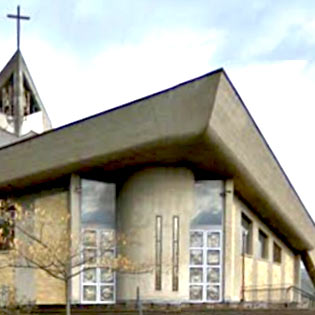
[116, 167, 195, 302]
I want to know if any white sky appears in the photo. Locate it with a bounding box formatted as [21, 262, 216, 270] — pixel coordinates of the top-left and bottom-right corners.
[1, 0, 315, 221]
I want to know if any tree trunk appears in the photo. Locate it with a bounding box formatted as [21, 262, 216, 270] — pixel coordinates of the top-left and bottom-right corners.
[65, 279, 71, 315]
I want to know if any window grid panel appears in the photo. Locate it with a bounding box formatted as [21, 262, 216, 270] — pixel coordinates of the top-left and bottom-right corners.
[81, 228, 116, 304]
[189, 229, 222, 303]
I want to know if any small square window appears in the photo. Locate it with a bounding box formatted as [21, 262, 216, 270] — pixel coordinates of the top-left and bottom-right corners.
[273, 242, 282, 263]
[258, 230, 268, 259]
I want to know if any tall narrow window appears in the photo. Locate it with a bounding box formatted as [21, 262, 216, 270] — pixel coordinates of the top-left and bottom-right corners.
[258, 230, 268, 259]
[80, 179, 116, 304]
[172, 216, 179, 291]
[155, 215, 162, 290]
[190, 181, 224, 303]
[241, 213, 252, 255]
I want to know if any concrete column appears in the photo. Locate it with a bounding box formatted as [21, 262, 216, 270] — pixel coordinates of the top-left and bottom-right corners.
[293, 254, 301, 303]
[294, 254, 301, 288]
[223, 179, 236, 302]
[13, 56, 24, 136]
[301, 249, 315, 288]
[267, 237, 273, 302]
[69, 174, 81, 304]
[251, 220, 258, 301]
[116, 167, 194, 302]
[233, 199, 242, 302]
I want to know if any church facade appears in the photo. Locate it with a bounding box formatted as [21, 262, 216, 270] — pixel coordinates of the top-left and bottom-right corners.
[0, 49, 314, 306]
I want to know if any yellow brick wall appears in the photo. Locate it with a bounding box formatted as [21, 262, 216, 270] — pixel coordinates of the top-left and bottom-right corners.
[256, 260, 269, 301]
[34, 190, 68, 304]
[284, 251, 294, 285]
[244, 257, 253, 301]
[0, 254, 14, 290]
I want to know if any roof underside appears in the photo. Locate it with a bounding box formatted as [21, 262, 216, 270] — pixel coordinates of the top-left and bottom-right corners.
[0, 69, 313, 251]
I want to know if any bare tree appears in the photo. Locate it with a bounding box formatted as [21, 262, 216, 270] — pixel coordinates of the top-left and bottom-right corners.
[0, 200, 151, 315]
[0, 286, 35, 315]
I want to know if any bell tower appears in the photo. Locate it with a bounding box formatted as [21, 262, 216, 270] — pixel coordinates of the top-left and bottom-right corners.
[0, 51, 52, 137]
[0, 6, 52, 141]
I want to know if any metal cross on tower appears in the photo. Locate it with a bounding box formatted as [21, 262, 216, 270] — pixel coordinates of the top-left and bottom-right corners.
[7, 5, 30, 50]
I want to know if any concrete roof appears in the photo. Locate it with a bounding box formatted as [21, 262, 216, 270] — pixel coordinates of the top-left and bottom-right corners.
[0, 69, 314, 252]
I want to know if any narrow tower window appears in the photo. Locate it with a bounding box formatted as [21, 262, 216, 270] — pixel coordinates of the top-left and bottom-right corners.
[172, 216, 179, 291]
[155, 215, 162, 290]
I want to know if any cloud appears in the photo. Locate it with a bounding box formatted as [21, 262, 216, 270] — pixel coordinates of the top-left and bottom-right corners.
[20, 27, 221, 127]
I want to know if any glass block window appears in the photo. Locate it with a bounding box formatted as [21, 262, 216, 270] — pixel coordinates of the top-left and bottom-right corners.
[81, 228, 115, 304]
[189, 230, 222, 302]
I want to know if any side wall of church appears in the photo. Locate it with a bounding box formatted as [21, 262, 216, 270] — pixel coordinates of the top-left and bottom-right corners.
[234, 197, 296, 302]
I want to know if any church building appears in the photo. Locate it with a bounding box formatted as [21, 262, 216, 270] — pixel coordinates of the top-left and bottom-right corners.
[0, 31, 315, 307]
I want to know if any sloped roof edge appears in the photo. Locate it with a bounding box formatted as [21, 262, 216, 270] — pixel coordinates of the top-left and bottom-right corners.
[0, 67, 224, 151]
[220, 70, 315, 228]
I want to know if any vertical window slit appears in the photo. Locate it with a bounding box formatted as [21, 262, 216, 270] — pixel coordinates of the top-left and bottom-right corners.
[172, 216, 179, 291]
[155, 215, 162, 290]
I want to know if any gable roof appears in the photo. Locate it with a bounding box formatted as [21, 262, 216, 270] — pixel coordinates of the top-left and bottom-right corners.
[0, 68, 313, 252]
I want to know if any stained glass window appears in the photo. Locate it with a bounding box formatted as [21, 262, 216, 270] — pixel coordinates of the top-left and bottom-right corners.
[189, 230, 222, 302]
[81, 229, 115, 303]
[190, 231, 203, 247]
[83, 286, 96, 301]
[100, 286, 114, 301]
[190, 285, 203, 301]
[207, 268, 220, 283]
[207, 285, 220, 301]
[207, 232, 220, 248]
[190, 268, 203, 283]
[83, 268, 97, 283]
